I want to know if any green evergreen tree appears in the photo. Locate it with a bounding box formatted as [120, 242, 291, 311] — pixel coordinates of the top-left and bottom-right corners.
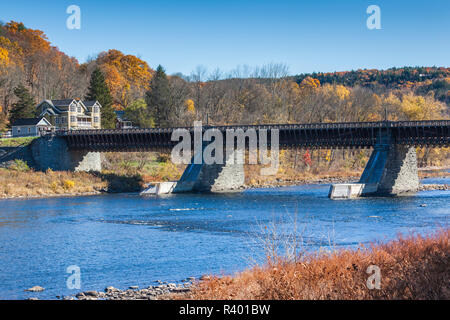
[85, 67, 116, 129]
[9, 84, 36, 125]
[124, 98, 154, 128]
[145, 65, 172, 127]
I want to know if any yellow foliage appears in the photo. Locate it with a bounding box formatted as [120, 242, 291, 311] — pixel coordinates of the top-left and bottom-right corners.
[185, 99, 195, 114]
[63, 180, 75, 190]
[299, 76, 320, 90]
[0, 47, 10, 66]
[325, 150, 332, 162]
[334, 85, 350, 100]
[400, 93, 445, 120]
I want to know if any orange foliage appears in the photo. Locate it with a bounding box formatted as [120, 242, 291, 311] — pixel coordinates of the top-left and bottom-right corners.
[181, 229, 450, 300]
[96, 49, 153, 108]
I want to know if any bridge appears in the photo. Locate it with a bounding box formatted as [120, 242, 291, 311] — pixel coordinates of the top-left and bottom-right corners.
[60, 120, 449, 151]
[21, 120, 450, 197]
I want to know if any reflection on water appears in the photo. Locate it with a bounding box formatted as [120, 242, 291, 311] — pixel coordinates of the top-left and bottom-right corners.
[0, 178, 448, 299]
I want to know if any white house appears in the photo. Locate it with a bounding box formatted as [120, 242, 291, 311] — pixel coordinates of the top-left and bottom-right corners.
[11, 117, 52, 137]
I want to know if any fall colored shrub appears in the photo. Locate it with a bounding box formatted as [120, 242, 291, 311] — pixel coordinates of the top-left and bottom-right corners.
[181, 229, 449, 300]
[63, 179, 75, 190]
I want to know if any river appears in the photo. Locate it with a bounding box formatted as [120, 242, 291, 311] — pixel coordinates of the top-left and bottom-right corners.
[0, 178, 448, 299]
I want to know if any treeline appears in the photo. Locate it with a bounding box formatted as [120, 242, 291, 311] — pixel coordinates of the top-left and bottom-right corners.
[294, 67, 450, 105]
[1, 20, 449, 134]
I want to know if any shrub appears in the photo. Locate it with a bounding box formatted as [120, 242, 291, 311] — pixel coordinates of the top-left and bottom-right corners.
[9, 159, 30, 172]
[156, 153, 171, 163]
[50, 181, 58, 191]
[63, 179, 75, 190]
[181, 229, 450, 300]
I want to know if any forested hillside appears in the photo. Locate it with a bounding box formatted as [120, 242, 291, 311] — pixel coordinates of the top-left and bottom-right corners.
[1, 20, 449, 133]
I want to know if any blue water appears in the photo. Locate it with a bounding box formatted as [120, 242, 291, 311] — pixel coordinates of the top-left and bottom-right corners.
[0, 179, 449, 299]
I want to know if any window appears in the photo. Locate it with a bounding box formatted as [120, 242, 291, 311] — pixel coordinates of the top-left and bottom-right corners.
[55, 117, 59, 124]
[77, 107, 81, 113]
[17, 128, 21, 133]
[70, 105, 76, 112]
[28, 127, 31, 133]
[70, 116, 76, 123]
[93, 106, 99, 113]
[62, 117, 67, 124]
[94, 117, 99, 123]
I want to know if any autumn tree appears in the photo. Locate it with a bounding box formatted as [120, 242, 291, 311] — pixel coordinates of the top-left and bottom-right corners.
[95, 49, 153, 109]
[9, 84, 36, 124]
[145, 65, 171, 127]
[85, 68, 116, 129]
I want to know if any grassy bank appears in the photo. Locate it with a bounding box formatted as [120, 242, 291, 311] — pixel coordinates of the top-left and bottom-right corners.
[179, 229, 449, 300]
[0, 137, 37, 147]
[0, 149, 448, 198]
[0, 160, 143, 198]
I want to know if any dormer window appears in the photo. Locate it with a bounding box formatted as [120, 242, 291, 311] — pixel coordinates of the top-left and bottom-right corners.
[77, 107, 81, 113]
[70, 105, 76, 112]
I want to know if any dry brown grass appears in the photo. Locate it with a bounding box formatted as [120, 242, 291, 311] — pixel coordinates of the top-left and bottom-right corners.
[181, 229, 449, 300]
[0, 167, 144, 198]
[0, 167, 107, 198]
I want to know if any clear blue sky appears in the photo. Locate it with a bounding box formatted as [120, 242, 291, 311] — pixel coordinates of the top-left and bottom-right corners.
[1, 0, 449, 75]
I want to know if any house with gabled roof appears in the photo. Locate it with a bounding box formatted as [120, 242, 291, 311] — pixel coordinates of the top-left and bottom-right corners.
[36, 99, 102, 130]
[11, 117, 52, 137]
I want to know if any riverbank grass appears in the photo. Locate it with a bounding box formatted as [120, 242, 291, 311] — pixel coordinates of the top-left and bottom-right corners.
[181, 229, 449, 300]
[0, 136, 37, 147]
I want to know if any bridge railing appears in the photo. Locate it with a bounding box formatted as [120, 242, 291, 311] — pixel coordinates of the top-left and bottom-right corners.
[55, 120, 450, 136]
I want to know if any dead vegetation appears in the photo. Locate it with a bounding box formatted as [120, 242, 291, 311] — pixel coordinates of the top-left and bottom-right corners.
[180, 229, 450, 300]
[0, 163, 144, 198]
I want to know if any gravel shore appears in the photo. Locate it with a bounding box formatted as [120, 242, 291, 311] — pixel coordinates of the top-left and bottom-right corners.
[61, 281, 193, 300]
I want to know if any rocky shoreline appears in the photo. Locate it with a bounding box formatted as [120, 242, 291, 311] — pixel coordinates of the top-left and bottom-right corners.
[418, 184, 449, 191]
[71, 282, 191, 300]
[26, 279, 196, 300]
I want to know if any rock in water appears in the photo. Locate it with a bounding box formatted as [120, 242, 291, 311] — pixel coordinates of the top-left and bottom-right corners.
[84, 291, 98, 297]
[25, 286, 44, 292]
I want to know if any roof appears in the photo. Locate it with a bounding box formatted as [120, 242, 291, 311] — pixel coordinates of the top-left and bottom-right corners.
[83, 100, 100, 107]
[115, 110, 128, 121]
[11, 117, 50, 126]
[51, 99, 75, 107]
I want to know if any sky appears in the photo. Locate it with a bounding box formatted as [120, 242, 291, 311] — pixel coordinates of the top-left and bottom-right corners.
[0, 0, 449, 76]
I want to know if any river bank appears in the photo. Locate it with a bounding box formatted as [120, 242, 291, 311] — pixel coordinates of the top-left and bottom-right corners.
[177, 229, 450, 300]
[44, 228, 449, 300]
[1, 167, 448, 200]
[60, 282, 192, 300]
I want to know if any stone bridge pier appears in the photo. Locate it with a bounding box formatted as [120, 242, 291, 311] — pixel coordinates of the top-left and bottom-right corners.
[30, 136, 101, 172]
[142, 148, 245, 195]
[329, 140, 420, 199]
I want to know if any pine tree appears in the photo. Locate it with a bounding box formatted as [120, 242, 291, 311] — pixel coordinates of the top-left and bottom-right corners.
[85, 67, 116, 129]
[145, 65, 172, 127]
[9, 84, 36, 125]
